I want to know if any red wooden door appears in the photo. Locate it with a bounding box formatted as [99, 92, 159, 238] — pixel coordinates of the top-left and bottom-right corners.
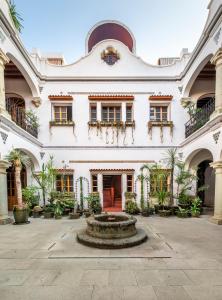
[103, 187, 115, 208]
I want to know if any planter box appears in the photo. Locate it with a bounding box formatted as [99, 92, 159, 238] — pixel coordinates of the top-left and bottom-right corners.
[44, 212, 54, 219]
[159, 210, 171, 217]
[69, 212, 80, 219]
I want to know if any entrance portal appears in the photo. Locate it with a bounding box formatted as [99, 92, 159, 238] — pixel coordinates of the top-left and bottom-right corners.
[103, 175, 122, 212]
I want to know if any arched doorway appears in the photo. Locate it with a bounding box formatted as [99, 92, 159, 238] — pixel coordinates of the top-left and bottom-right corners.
[197, 160, 215, 207]
[186, 148, 215, 213]
[7, 164, 27, 210]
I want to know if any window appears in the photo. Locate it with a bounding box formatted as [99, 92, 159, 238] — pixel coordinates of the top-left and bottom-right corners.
[53, 105, 72, 122]
[150, 170, 170, 196]
[92, 174, 98, 192]
[102, 106, 121, 122]
[126, 105, 133, 122]
[90, 105, 97, 122]
[56, 175, 73, 192]
[150, 106, 168, 122]
[127, 174, 133, 192]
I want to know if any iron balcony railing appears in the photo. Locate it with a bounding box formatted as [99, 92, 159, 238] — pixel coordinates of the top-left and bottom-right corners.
[6, 98, 38, 138]
[185, 98, 215, 138]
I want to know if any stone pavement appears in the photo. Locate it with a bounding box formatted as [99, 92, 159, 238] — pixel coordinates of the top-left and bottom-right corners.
[0, 214, 222, 299]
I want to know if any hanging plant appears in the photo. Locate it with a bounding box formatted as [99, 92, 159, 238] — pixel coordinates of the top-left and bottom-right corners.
[9, 1, 23, 33]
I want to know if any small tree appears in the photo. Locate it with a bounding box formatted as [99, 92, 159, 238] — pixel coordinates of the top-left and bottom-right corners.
[32, 156, 57, 206]
[5, 149, 30, 208]
[9, 1, 23, 32]
[162, 148, 178, 206]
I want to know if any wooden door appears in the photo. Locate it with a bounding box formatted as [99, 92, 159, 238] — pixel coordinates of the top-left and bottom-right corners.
[7, 166, 27, 210]
[103, 188, 115, 208]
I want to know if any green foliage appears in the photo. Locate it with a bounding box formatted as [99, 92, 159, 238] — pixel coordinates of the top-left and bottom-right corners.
[86, 193, 102, 214]
[5, 148, 31, 167]
[186, 102, 202, 118]
[22, 186, 39, 208]
[125, 200, 140, 215]
[53, 200, 63, 217]
[191, 197, 201, 216]
[25, 110, 40, 130]
[32, 156, 57, 206]
[124, 192, 137, 200]
[176, 207, 190, 218]
[156, 190, 169, 209]
[9, 1, 23, 32]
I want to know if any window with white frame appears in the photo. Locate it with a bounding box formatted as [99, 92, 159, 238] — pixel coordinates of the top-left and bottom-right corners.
[150, 106, 168, 122]
[126, 104, 133, 122]
[53, 105, 72, 122]
[102, 105, 121, 122]
[90, 104, 97, 122]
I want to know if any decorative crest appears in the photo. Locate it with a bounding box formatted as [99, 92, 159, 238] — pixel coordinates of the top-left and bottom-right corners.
[101, 47, 120, 65]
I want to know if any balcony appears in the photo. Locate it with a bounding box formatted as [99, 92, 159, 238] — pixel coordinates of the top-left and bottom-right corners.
[6, 97, 38, 138]
[185, 98, 215, 138]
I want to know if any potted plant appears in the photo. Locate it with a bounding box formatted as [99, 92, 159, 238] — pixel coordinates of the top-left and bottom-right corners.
[86, 193, 102, 215]
[156, 190, 171, 217]
[125, 199, 140, 215]
[176, 207, 190, 218]
[54, 200, 63, 219]
[5, 149, 30, 224]
[69, 200, 81, 219]
[22, 186, 39, 215]
[191, 197, 201, 217]
[32, 206, 43, 218]
[43, 205, 54, 218]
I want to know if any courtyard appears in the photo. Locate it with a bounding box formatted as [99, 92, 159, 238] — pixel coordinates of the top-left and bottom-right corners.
[0, 215, 222, 300]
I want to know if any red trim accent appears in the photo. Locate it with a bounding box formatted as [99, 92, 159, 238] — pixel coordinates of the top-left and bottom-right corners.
[149, 95, 173, 101]
[48, 95, 73, 101]
[88, 95, 134, 101]
[90, 169, 134, 172]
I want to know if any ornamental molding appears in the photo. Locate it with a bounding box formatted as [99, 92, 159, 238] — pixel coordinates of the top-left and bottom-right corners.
[32, 97, 41, 107]
[0, 130, 8, 144]
[214, 28, 221, 45]
[70, 160, 155, 164]
[210, 161, 222, 170]
[0, 30, 6, 43]
[40, 152, 45, 160]
[149, 95, 173, 101]
[0, 48, 9, 65]
[213, 131, 221, 144]
[48, 95, 73, 101]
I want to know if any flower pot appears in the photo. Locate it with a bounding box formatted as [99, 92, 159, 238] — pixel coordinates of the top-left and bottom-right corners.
[69, 212, 80, 219]
[158, 210, 171, 217]
[13, 207, 29, 224]
[176, 211, 189, 218]
[44, 212, 54, 219]
[141, 211, 149, 217]
[55, 214, 62, 219]
[191, 212, 200, 218]
[32, 211, 41, 218]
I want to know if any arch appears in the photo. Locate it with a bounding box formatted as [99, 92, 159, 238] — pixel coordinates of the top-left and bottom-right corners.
[15, 148, 40, 171]
[86, 20, 136, 54]
[197, 94, 215, 109]
[6, 53, 39, 97]
[185, 148, 214, 170]
[183, 54, 213, 98]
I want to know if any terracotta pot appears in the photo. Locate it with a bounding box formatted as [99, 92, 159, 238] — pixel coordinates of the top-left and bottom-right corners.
[13, 208, 29, 224]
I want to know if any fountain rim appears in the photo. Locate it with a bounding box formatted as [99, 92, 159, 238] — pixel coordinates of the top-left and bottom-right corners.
[86, 214, 137, 227]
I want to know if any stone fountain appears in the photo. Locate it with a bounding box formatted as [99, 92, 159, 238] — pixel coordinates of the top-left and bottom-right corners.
[77, 214, 147, 249]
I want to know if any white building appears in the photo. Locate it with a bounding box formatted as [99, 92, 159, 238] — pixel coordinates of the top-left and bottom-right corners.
[0, 0, 222, 223]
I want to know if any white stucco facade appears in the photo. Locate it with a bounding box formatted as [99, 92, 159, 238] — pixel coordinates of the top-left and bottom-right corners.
[0, 0, 222, 222]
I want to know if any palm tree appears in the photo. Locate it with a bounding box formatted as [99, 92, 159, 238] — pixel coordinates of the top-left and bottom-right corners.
[5, 149, 30, 208]
[9, 1, 23, 33]
[163, 148, 178, 206]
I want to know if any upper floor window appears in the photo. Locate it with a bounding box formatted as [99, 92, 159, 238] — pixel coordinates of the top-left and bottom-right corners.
[91, 174, 98, 192]
[102, 105, 121, 122]
[126, 104, 133, 122]
[56, 174, 73, 192]
[53, 105, 72, 122]
[90, 104, 97, 122]
[150, 170, 170, 196]
[150, 106, 168, 122]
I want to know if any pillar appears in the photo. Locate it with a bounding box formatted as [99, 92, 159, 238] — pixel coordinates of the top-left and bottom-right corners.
[210, 161, 222, 225]
[211, 49, 222, 118]
[97, 173, 103, 208]
[0, 160, 12, 224]
[122, 173, 127, 210]
[0, 49, 10, 116]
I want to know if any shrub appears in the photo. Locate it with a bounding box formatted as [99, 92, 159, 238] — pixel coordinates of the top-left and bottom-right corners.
[125, 200, 140, 215]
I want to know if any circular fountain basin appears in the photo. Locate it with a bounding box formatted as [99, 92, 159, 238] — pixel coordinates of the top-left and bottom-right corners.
[77, 214, 147, 249]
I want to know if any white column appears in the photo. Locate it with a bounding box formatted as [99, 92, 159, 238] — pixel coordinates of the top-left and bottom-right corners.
[97, 173, 103, 208]
[0, 49, 10, 116]
[122, 102, 126, 122]
[0, 160, 12, 224]
[211, 49, 222, 118]
[97, 102, 101, 121]
[122, 173, 127, 210]
[210, 161, 222, 225]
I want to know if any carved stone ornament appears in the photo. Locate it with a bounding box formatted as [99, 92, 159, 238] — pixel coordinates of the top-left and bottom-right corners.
[0, 131, 8, 144]
[214, 28, 221, 45]
[213, 131, 221, 144]
[40, 152, 45, 159]
[32, 97, 41, 107]
[101, 47, 120, 65]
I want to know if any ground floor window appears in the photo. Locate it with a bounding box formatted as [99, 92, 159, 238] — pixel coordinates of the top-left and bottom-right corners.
[91, 174, 98, 192]
[127, 174, 133, 192]
[150, 170, 170, 196]
[56, 174, 73, 192]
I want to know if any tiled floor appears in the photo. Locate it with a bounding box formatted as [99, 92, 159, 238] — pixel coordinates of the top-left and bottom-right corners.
[0, 214, 222, 299]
